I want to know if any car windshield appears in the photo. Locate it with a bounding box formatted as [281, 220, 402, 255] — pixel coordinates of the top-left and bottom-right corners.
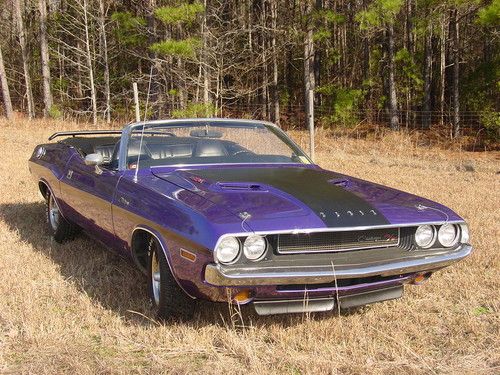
[126, 121, 311, 169]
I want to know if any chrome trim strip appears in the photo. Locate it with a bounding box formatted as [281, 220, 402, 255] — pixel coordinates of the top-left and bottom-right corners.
[48, 130, 122, 141]
[205, 244, 472, 286]
[253, 297, 335, 315]
[276, 227, 401, 254]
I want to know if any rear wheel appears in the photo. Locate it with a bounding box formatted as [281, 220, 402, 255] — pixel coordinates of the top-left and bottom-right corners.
[46, 191, 79, 243]
[147, 237, 195, 321]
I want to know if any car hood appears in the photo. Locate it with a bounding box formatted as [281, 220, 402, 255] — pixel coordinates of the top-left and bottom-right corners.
[153, 165, 463, 232]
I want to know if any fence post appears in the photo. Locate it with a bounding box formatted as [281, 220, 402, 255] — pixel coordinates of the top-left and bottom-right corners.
[133, 82, 140, 122]
[308, 89, 315, 162]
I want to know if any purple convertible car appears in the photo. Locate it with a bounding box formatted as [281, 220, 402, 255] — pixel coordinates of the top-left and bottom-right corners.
[29, 119, 472, 319]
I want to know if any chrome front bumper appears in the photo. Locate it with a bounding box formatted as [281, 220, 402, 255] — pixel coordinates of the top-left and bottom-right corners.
[204, 244, 472, 286]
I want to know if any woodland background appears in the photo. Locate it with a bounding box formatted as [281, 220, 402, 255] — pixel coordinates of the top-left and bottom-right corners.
[0, 0, 498, 142]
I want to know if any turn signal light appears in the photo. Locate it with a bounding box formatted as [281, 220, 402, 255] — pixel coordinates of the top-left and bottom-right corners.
[233, 290, 253, 305]
[412, 273, 432, 285]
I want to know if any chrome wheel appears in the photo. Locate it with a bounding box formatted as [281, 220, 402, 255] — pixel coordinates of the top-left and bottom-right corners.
[151, 250, 161, 305]
[48, 195, 60, 231]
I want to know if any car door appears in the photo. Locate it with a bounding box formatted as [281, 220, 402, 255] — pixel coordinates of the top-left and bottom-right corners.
[60, 155, 122, 249]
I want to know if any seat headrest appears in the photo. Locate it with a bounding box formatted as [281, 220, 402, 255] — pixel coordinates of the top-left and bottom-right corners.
[194, 140, 228, 157]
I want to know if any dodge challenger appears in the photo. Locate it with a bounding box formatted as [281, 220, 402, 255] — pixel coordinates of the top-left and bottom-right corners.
[29, 119, 472, 319]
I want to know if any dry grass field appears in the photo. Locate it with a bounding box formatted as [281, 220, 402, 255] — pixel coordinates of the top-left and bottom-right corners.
[0, 119, 498, 374]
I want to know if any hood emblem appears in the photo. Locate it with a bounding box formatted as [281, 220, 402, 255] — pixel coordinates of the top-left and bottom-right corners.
[328, 209, 378, 218]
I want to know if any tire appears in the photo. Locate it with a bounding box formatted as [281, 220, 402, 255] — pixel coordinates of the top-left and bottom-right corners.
[147, 237, 195, 321]
[46, 191, 79, 243]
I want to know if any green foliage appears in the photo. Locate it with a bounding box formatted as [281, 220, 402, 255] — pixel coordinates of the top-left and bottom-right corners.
[48, 105, 62, 119]
[313, 29, 331, 42]
[53, 78, 69, 93]
[473, 305, 492, 316]
[356, 0, 404, 29]
[480, 111, 500, 140]
[155, 2, 204, 25]
[111, 12, 147, 47]
[313, 10, 345, 24]
[462, 54, 500, 140]
[150, 38, 201, 58]
[318, 85, 364, 127]
[280, 91, 290, 109]
[477, 0, 500, 26]
[395, 48, 423, 91]
[172, 103, 215, 118]
[168, 89, 179, 97]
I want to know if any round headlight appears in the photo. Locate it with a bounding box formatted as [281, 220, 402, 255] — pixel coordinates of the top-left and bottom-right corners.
[415, 225, 436, 248]
[438, 224, 459, 247]
[243, 235, 267, 261]
[215, 236, 240, 264]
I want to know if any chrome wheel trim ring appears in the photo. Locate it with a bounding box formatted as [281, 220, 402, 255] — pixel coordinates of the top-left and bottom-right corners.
[151, 250, 161, 305]
[48, 195, 60, 231]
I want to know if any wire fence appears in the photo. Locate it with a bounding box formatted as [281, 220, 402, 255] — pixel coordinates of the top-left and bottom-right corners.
[219, 104, 497, 132]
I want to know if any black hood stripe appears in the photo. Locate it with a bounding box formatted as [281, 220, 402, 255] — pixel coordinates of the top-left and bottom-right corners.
[191, 167, 390, 227]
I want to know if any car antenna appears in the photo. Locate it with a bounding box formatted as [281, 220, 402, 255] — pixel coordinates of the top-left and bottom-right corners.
[134, 66, 154, 183]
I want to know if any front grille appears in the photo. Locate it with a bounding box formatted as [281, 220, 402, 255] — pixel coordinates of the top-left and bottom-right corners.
[276, 228, 400, 254]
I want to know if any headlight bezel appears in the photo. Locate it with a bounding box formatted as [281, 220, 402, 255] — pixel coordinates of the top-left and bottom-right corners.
[214, 236, 241, 264]
[438, 224, 460, 248]
[243, 234, 268, 261]
[460, 223, 470, 244]
[414, 225, 437, 249]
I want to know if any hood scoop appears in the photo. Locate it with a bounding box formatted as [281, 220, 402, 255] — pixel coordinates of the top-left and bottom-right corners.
[213, 182, 265, 192]
[328, 177, 351, 188]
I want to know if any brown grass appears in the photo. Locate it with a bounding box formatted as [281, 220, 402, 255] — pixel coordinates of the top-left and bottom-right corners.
[0, 119, 499, 374]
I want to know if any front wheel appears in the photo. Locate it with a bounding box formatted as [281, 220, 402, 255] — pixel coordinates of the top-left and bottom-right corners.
[147, 237, 196, 321]
[46, 191, 79, 243]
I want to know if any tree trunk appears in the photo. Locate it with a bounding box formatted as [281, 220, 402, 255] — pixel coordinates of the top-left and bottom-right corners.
[405, 0, 414, 127]
[422, 24, 433, 129]
[14, 0, 35, 119]
[39, 0, 53, 117]
[0, 45, 13, 119]
[363, 36, 372, 122]
[451, 9, 460, 137]
[261, 0, 268, 120]
[387, 23, 399, 130]
[314, 0, 322, 105]
[76, 41, 84, 99]
[202, 0, 210, 109]
[439, 16, 446, 126]
[304, 1, 315, 127]
[99, 0, 111, 123]
[405, 0, 414, 54]
[270, 0, 280, 126]
[146, 0, 160, 119]
[82, 0, 97, 125]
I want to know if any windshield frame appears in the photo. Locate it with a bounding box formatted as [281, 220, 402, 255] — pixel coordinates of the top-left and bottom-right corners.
[117, 118, 313, 171]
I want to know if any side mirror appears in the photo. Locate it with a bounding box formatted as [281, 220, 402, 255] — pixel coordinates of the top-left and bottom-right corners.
[84, 153, 104, 166]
